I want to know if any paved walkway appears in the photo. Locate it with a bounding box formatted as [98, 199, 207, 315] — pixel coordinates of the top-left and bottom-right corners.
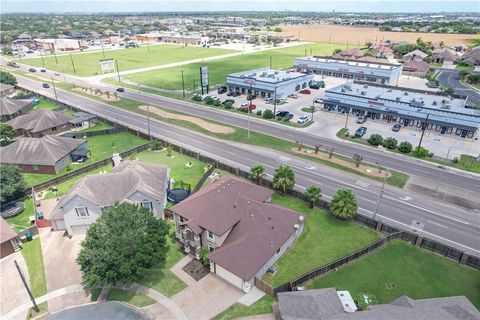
[0, 252, 30, 320]
[169, 255, 197, 287]
[237, 287, 265, 307]
[129, 284, 188, 319]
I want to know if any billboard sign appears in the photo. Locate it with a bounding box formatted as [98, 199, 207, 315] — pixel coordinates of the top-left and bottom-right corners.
[99, 59, 115, 74]
[200, 66, 209, 86]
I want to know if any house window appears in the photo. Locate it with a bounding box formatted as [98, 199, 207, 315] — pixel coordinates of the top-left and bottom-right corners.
[51, 127, 57, 131]
[32, 165, 39, 171]
[208, 244, 214, 252]
[75, 206, 89, 217]
[179, 216, 185, 223]
[142, 200, 153, 211]
[207, 230, 215, 240]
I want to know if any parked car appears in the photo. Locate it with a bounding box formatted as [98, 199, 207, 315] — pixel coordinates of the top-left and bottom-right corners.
[297, 115, 310, 124]
[288, 93, 298, 99]
[392, 124, 402, 132]
[279, 98, 288, 104]
[265, 98, 274, 104]
[314, 97, 323, 103]
[42, 83, 50, 88]
[211, 96, 220, 101]
[247, 94, 257, 101]
[40, 68, 46, 73]
[299, 89, 311, 94]
[231, 91, 241, 97]
[54, 72, 61, 76]
[427, 82, 439, 88]
[116, 87, 125, 93]
[217, 86, 227, 94]
[356, 115, 367, 124]
[276, 111, 289, 118]
[222, 99, 235, 105]
[240, 103, 256, 111]
[283, 113, 294, 121]
[355, 127, 368, 138]
[7, 61, 19, 68]
[28, 68, 36, 72]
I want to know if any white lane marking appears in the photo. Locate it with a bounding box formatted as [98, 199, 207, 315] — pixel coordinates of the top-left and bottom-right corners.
[428, 220, 449, 229]
[361, 197, 376, 204]
[356, 180, 370, 187]
[305, 166, 316, 170]
[400, 196, 412, 201]
[377, 214, 480, 254]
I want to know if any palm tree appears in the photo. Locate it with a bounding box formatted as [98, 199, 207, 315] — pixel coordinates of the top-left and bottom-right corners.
[304, 186, 322, 209]
[330, 188, 358, 220]
[272, 165, 295, 194]
[249, 164, 265, 185]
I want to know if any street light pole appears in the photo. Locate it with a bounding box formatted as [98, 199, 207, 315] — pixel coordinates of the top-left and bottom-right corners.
[435, 145, 451, 192]
[248, 83, 252, 139]
[146, 105, 152, 141]
[273, 88, 277, 116]
[418, 113, 430, 148]
[69, 53, 76, 73]
[51, 76, 58, 103]
[344, 108, 350, 129]
[372, 168, 389, 220]
[311, 99, 315, 121]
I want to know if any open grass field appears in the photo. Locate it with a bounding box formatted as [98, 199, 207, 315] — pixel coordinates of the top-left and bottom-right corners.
[280, 24, 479, 46]
[307, 240, 480, 309]
[121, 42, 347, 90]
[19, 44, 237, 76]
[262, 194, 380, 286]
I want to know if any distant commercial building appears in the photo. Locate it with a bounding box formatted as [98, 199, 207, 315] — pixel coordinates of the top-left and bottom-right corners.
[226, 68, 314, 98]
[294, 56, 403, 85]
[135, 32, 209, 46]
[323, 81, 479, 138]
[34, 38, 83, 52]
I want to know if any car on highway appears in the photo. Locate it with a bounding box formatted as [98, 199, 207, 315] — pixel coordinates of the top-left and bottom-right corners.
[116, 87, 125, 93]
[299, 89, 311, 94]
[54, 72, 61, 76]
[40, 68, 46, 73]
[42, 83, 50, 88]
[283, 113, 294, 121]
[392, 124, 402, 132]
[297, 115, 310, 124]
[7, 62, 19, 68]
[356, 115, 367, 124]
[288, 93, 298, 99]
[28, 68, 36, 72]
[355, 127, 367, 138]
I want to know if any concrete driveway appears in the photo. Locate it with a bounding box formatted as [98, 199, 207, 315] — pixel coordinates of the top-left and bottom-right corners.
[0, 251, 30, 319]
[171, 273, 243, 319]
[39, 228, 90, 313]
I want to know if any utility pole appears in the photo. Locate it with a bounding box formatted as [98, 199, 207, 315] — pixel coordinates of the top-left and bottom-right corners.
[115, 59, 121, 83]
[15, 260, 39, 312]
[372, 168, 389, 220]
[273, 88, 277, 117]
[304, 49, 307, 57]
[146, 105, 152, 140]
[269, 55, 272, 69]
[310, 48, 313, 56]
[248, 83, 252, 139]
[311, 99, 315, 121]
[435, 145, 451, 192]
[101, 44, 105, 58]
[181, 70, 185, 98]
[40, 51, 45, 67]
[53, 49, 58, 64]
[69, 53, 76, 73]
[418, 113, 430, 148]
[193, 79, 196, 93]
[51, 76, 58, 103]
[344, 108, 350, 129]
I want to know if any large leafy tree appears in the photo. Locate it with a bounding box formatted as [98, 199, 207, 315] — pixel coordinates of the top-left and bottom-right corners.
[272, 165, 295, 193]
[0, 71, 17, 86]
[330, 188, 358, 220]
[0, 164, 27, 204]
[77, 203, 169, 288]
[304, 185, 322, 209]
[249, 164, 265, 185]
[0, 123, 15, 146]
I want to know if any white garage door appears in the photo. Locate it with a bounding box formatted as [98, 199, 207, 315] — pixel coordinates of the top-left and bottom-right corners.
[214, 263, 243, 290]
[70, 225, 89, 235]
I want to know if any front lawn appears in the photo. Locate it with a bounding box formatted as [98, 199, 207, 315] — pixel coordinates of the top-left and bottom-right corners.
[308, 240, 480, 309]
[138, 226, 187, 297]
[19, 45, 237, 76]
[262, 194, 380, 286]
[212, 295, 275, 320]
[21, 237, 47, 298]
[106, 288, 156, 308]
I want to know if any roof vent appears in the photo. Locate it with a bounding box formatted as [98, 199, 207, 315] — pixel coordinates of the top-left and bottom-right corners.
[299, 215, 305, 222]
[251, 213, 254, 219]
[233, 203, 237, 208]
[294, 224, 300, 229]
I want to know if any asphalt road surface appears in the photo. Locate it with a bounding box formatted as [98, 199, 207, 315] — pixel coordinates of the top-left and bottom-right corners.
[436, 69, 480, 106]
[16, 76, 480, 256]
[11, 62, 480, 194]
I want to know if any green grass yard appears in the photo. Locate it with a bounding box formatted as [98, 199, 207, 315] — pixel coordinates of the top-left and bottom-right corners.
[106, 288, 156, 308]
[262, 194, 380, 286]
[19, 45, 237, 76]
[121, 42, 347, 90]
[138, 228, 187, 297]
[307, 240, 480, 309]
[5, 198, 35, 230]
[21, 237, 47, 298]
[31, 97, 58, 111]
[75, 121, 114, 133]
[212, 295, 276, 320]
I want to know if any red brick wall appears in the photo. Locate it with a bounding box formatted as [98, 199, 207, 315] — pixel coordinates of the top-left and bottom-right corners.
[15, 163, 57, 174]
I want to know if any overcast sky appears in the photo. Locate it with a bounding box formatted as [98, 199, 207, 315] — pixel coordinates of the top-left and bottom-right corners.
[1, 0, 479, 13]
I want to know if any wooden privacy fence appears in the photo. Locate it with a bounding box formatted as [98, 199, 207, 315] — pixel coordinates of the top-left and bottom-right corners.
[61, 127, 127, 138]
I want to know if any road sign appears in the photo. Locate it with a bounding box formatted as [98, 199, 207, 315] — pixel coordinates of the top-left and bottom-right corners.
[200, 66, 209, 86]
[99, 58, 115, 74]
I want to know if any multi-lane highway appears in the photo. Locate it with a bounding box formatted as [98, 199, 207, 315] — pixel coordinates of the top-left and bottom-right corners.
[15, 76, 480, 256]
[9, 60, 479, 194]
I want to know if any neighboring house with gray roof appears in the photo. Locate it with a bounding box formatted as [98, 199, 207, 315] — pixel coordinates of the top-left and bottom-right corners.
[50, 161, 170, 235]
[0, 84, 15, 98]
[275, 289, 480, 320]
[1, 217, 21, 258]
[0, 97, 34, 121]
[171, 176, 305, 292]
[432, 48, 459, 64]
[462, 46, 480, 66]
[402, 49, 429, 61]
[7, 109, 76, 137]
[0, 135, 88, 174]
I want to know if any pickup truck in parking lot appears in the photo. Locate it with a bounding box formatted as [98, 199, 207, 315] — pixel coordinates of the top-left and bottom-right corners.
[282, 113, 294, 121]
[355, 127, 367, 138]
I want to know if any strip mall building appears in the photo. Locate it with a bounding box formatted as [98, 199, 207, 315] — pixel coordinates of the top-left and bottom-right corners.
[323, 81, 480, 138]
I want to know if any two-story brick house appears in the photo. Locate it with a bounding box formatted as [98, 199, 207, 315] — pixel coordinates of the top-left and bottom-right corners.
[171, 176, 305, 292]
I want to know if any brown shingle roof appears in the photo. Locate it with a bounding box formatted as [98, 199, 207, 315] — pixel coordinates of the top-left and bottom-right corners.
[0, 98, 32, 116]
[171, 176, 305, 281]
[403, 60, 430, 73]
[332, 48, 365, 59]
[7, 109, 75, 134]
[0, 217, 18, 244]
[1, 135, 86, 166]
